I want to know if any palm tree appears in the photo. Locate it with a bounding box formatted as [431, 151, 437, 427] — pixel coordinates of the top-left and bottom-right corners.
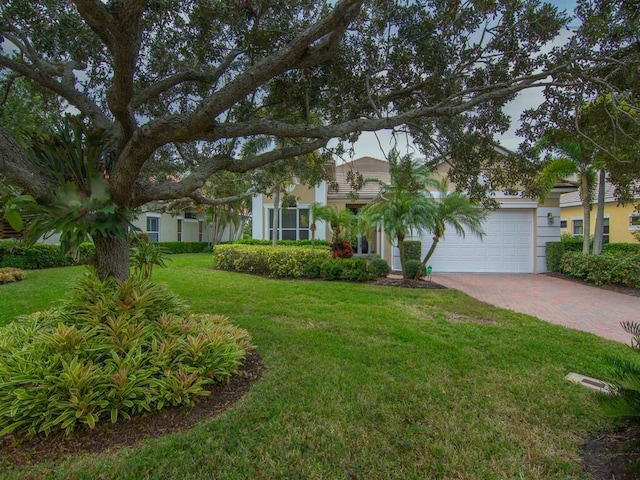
[359, 151, 438, 278]
[538, 138, 596, 254]
[417, 179, 487, 278]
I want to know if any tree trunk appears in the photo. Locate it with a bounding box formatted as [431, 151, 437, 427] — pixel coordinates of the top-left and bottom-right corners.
[418, 236, 440, 279]
[93, 235, 130, 281]
[581, 174, 591, 254]
[272, 186, 281, 247]
[592, 169, 606, 255]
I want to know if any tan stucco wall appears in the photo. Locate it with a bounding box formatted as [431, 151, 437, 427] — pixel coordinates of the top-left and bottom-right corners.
[561, 203, 639, 243]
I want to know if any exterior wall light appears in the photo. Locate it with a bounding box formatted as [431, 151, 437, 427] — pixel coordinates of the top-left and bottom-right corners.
[547, 212, 554, 225]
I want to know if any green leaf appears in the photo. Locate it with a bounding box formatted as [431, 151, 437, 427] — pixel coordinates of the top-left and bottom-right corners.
[5, 208, 23, 232]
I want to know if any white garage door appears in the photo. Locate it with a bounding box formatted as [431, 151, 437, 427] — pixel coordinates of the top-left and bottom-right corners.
[392, 209, 534, 273]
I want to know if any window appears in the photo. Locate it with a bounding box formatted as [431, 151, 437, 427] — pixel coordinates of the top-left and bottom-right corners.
[147, 216, 160, 242]
[572, 219, 583, 236]
[268, 207, 310, 241]
[560, 219, 567, 230]
[199, 220, 204, 242]
[630, 214, 640, 231]
[184, 212, 197, 220]
[177, 219, 182, 242]
[603, 217, 610, 244]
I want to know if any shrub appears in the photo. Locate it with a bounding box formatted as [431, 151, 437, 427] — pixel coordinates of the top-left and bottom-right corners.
[370, 257, 390, 277]
[546, 242, 564, 272]
[232, 239, 330, 247]
[0, 241, 95, 269]
[0, 271, 252, 437]
[159, 242, 211, 254]
[403, 241, 422, 262]
[560, 252, 640, 289]
[330, 240, 354, 258]
[603, 243, 640, 255]
[303, 259, 323, 279]
[405, 259, 425, 279]
[320, 259, 344, 280]
[214, 245, 330, 278]
[0, 267, 25, 284]
[340, 258, 377, 282]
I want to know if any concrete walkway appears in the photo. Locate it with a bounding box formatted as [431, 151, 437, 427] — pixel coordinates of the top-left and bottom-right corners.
[434, 273, 639, 344]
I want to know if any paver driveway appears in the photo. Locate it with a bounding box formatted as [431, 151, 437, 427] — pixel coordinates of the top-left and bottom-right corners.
[435, 273, 639, 344]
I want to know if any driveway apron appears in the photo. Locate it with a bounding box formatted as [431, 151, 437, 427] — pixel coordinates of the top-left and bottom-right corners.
[435, 273, 639, 344]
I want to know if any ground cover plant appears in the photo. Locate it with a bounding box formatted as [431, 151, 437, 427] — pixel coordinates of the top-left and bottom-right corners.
[0, 267, 25, 284]
[0, 268, 252, 438]
[0, 254, 636, 479]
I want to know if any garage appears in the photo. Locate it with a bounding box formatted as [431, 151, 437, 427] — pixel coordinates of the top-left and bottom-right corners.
[391, 208, 535, 273]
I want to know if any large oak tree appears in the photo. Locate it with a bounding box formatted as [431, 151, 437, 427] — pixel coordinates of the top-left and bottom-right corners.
[0, 0, 626, 279]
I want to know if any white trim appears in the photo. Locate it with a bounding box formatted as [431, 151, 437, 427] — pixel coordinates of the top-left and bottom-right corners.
[146, 212, 161, 218]
[499, 201, 538, 209]
[629, 212, 640, 231]
[252, 195, 264, 239]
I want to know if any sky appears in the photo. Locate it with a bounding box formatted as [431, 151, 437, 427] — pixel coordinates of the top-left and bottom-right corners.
[346, 0, 579, 161]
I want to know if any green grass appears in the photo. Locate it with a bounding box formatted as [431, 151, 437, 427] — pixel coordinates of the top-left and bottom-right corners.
[0, 254, 632, 479]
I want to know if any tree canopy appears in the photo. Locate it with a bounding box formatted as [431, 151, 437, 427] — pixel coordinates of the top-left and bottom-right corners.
[0, 0, 634, 278]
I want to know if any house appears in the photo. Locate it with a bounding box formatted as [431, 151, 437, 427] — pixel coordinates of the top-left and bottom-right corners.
[252, 156, 574, 273]
[560, 181, 640, 243]
[25, 207, 244, 246]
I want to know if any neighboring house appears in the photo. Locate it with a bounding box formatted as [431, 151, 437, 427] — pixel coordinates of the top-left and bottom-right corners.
[560, 181, 640, 244]
[252, 156, 575, 273]
[29, 206, 244, 245]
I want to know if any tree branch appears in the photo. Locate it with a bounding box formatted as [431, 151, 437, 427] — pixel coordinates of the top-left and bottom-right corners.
[0, 126, 56, 203]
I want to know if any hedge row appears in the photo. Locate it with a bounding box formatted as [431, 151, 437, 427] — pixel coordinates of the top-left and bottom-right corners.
[0, 241, 95, 269]
[560, 252, 640, 289]
[303, 257, 377, 282]
[214, 244, 331, 278]
[230, 239, 331, 247]
[546, 241, 640, 272]
[159, 242, 211, 254]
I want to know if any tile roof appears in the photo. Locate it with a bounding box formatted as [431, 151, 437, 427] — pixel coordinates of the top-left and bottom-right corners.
[328, 157, 389, 200]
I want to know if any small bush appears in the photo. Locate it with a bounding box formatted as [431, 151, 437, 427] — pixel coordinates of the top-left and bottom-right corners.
[403, 241, 422, 262]
[331, 240, 354, 258]
[303, 259, 323, 279]
[320, 259, 344, 280]
[405, 259, 425, 279]
[370, 257, 390, 277]
[340, 258, 377, 282]
[0, 271, 252, 437]
[214, 245, 330, 278]
[0, 267, 25, 284]
[546, 242, 564, 272]
[0, 241, 95, 269]
[560, 252, 640, 288]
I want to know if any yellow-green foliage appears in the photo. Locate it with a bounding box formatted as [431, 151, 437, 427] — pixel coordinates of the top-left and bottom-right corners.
[214, 245, 331, 278]
[0, 271, 253, 437]
[0, 267, 25, 284]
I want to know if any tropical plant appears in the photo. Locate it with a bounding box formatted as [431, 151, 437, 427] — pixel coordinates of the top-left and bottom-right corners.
[359, 152, 438, 278]
[417, 179, 487, 278]
[537, 137, 597, 254]
[130, 240, 169, 280]
[0, 270, 252, 437]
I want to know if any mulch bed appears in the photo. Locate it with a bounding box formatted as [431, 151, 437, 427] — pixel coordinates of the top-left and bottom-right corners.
[371, 277, 447, 289]
[583, 424, 640, 480]
[0, 350, 264, 469]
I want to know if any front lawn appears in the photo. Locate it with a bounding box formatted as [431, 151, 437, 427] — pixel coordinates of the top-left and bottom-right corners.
[0, 254, 632, 479]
